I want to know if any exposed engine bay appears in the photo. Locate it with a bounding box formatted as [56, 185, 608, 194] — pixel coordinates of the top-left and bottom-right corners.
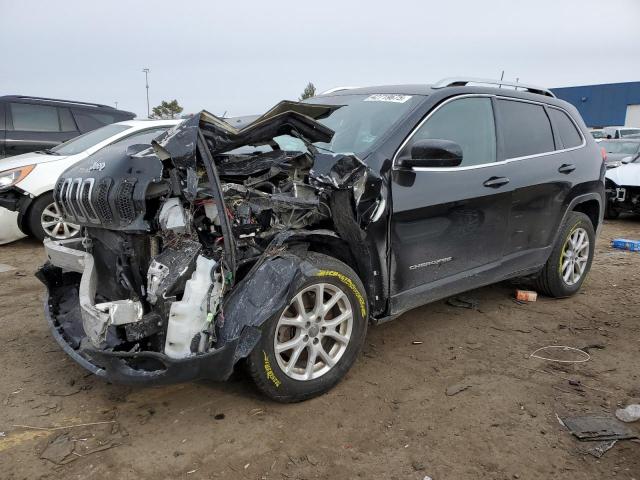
[38, 101, 385, 384]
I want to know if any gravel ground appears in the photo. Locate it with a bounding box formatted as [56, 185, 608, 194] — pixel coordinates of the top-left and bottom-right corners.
[1, 218, 639, 480]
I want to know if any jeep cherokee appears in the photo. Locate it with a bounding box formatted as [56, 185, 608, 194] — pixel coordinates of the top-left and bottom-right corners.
[38, 78, 605, 402]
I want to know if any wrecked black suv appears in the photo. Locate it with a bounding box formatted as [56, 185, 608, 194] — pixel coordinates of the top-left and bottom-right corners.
[39, 78, 605, 402]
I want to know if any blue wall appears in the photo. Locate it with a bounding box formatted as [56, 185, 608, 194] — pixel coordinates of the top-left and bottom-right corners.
[551, 82, 640, 128]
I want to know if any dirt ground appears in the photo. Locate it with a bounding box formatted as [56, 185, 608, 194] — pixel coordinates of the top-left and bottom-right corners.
[1, 218, 639, 480]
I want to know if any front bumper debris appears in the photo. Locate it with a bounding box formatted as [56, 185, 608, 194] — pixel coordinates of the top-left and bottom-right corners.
[43, 293, 240, 385]
[41, 238, 248, 384]
[44, 238, 144, 348]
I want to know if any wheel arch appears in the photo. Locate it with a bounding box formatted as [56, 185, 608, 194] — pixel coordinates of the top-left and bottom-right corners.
[552, 192, 604, 248]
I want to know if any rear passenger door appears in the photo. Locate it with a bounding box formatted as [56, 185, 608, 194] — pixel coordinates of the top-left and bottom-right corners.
[497, 98, 583, 269]
[390, 95, 512, 312]
[5, 102, 79, 156]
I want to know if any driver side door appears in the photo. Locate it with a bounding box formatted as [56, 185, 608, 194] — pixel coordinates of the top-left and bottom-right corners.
[389, 95, 512, 314]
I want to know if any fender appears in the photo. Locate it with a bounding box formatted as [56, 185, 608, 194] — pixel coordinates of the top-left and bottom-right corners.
[552, 190, 604, 247]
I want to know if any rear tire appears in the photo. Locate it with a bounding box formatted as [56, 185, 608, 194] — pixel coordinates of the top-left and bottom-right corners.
[246, 252, 368, 402]
[534, 211, 595, 298]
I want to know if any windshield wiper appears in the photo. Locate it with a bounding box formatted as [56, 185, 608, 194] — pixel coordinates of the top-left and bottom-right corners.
[35, 149, 60, 155]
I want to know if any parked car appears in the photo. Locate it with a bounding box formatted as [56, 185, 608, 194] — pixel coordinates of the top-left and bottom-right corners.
[38, 78, 604, 402]
[0, 95, 135, 158]
[0, 120, 180, 244]
[599, 139, 640, 169]
[605, 151, 640, 218]
[602, 126, 640, 139]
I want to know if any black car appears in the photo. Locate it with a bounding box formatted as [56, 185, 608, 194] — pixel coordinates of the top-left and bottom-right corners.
[0, 95, 135, 158]
[38, 78, 605, 402]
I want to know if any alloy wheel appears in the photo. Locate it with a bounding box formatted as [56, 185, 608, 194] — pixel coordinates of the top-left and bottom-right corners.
[274, 282, 353, 381]
[40, 202, 80, 240]
[560, 227, 590, 286]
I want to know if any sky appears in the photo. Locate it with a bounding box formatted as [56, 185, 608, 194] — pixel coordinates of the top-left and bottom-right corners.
[2, 0, 639, 118]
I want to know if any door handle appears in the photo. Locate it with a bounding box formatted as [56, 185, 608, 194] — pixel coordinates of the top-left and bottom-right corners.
[558, 163, 576, 174]
[483, 176, 510, 188]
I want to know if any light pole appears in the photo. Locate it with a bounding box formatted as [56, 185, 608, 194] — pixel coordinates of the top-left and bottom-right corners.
[142, 68, 150, 118]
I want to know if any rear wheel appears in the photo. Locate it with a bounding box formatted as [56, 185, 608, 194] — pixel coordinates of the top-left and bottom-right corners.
[534, 211, 595, 298]
[246, 252, 368, 402]
[27, 192, 80, 242]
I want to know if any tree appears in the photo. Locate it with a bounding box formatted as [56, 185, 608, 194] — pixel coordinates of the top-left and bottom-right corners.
[298, 82, 316, 101]
[150, 99, 184, 119]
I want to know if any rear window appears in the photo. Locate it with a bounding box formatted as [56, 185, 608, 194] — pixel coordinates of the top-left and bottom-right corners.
[10, 103, 60, 132]
[497, 99, 555, 158]
[549, 108, 583, 149]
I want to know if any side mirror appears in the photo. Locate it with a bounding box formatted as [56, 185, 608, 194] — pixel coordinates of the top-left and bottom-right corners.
[397, 139, 463, 169]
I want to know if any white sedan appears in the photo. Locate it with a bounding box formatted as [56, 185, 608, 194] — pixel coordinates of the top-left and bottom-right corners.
[0, 119, 180, 244]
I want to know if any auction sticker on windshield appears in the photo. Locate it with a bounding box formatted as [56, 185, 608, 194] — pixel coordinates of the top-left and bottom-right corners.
[364, 94, 412, 103]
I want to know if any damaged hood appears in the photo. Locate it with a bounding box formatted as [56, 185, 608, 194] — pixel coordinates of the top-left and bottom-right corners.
[152, 100, 340, 168]
[606, 162, 640, 187]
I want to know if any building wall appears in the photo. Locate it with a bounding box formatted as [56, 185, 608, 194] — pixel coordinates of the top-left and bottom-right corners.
[551, 82, 640, 128]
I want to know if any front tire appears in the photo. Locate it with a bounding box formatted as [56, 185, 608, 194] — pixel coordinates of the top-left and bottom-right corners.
[534, 211, 595, 298]
[27, 192, 80, 242]
[246, 252, 368, 402]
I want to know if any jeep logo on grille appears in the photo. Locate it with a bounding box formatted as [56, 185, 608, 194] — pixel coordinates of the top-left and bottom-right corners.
[89, 161, 106, 171]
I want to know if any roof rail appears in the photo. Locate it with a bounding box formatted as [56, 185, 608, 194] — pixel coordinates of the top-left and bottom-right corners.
[4, 95, 117, 109]
[432, 77, 556, 98]
[320, 86, 361, 95]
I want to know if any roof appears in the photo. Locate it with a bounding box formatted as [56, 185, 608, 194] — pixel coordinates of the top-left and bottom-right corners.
[0, 95, 136, 117]
[116, 119, 182, 128]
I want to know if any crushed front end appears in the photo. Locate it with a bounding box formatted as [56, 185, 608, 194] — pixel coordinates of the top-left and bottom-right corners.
[38, 102, 385, 385]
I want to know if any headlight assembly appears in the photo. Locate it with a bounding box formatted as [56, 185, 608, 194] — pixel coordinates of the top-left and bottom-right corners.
[0, 165, 35, 190]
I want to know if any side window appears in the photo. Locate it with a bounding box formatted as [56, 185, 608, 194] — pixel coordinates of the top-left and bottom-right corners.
[548, 108, 582, 149]
[111, 127, 169, 147]
[58, 108, 77, 132]
[72, 110, 115, 131]
[10, 103, 60, 132]
[400, 97, 496, 167]
[497, 100, 554, 158]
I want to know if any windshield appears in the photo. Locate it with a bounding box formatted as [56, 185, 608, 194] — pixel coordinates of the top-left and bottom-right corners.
[620, 129, 640, 137]
[600, 141, 640, 155]
[591, 130, 605, 139]
[225, 93, 423, 157]
[304, 93, 422, 155]
[51, 124, 131, 155]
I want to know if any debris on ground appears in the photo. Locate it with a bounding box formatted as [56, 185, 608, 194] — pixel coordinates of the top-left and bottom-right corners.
[579, 440, 618, 458]
[445, 383, 471, 396]
[561, 415, 638, 441]
[516, 290, 537, 302]
[0, 264, 16, 273]
[615, 404, 640, 423]
[446, 296, 478, 309]
[529, 345, 590, 363]
[611, 238, 640, 252]
[40, 433, 75, 465]
[581, 343, 605, 353]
